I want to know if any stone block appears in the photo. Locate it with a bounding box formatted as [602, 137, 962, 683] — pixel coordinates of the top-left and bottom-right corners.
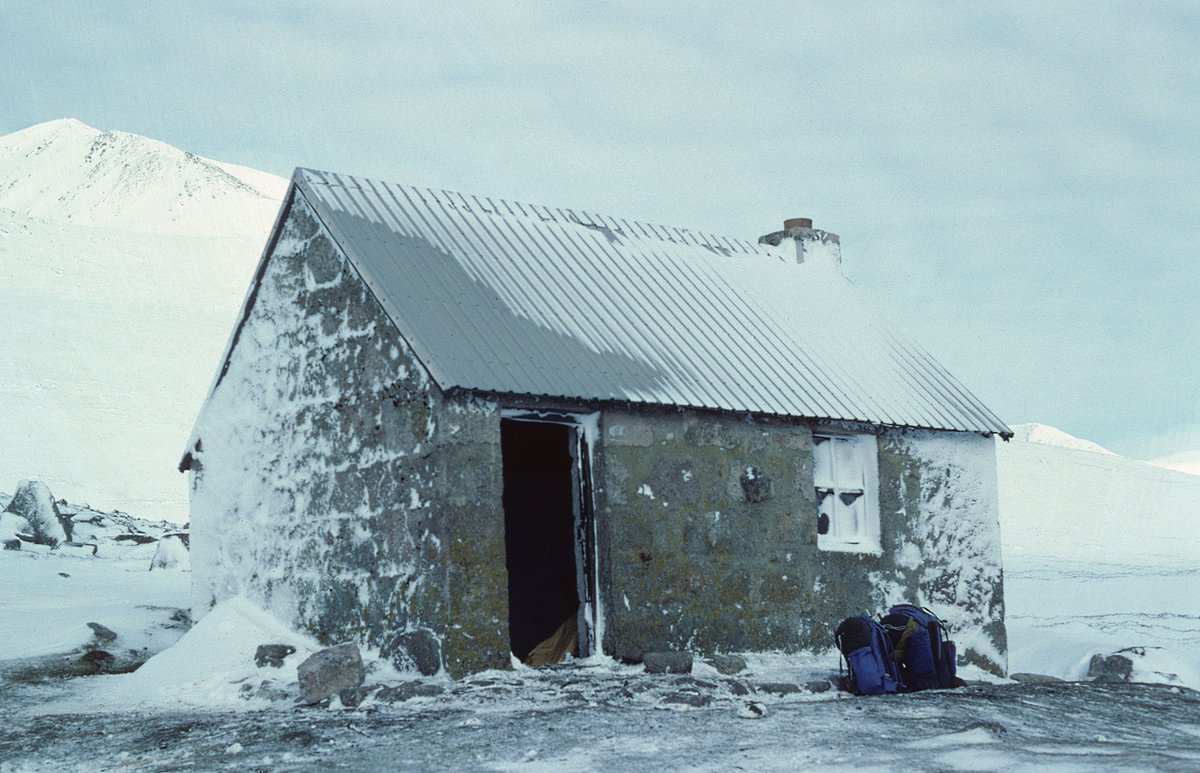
[255, 644, 297, 668]
[297, 643, 365, 704]
[385, 629, 442, 676]
[643, 651, 693, 674]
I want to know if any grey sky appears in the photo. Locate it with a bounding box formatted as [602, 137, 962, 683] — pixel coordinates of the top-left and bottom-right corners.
[2, 1, 1197, 459]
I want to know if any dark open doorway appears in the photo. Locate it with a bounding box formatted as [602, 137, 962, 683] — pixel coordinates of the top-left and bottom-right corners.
[501, 416, 596, 664]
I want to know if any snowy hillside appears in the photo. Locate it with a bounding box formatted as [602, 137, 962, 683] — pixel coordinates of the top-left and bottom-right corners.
[0, 119, 286, 236]
[0, 120, 286, 521]
[996, 425, 1200, 686]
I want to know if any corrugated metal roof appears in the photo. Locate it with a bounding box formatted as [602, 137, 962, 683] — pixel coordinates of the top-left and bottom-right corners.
[293, 168, 1010, 436]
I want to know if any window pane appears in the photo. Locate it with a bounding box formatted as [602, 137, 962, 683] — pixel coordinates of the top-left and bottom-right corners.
[833, 438, 863, 488]
[842, 497, 863, 541]
[813, 435, 833, 487]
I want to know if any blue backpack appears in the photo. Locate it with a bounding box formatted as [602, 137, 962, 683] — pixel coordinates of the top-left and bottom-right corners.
[835, 616, 904, 695]
[881, 604, 958, 691]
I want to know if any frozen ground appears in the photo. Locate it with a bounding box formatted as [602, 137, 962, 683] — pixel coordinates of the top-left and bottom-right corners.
[2, 540, 1199, 771]
[2, 671, 1199, 771]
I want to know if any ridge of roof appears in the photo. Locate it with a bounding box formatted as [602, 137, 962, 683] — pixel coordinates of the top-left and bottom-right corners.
[294, 167, 771, 261]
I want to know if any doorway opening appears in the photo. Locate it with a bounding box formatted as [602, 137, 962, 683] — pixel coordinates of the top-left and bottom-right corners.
[501, 414, 598, 664]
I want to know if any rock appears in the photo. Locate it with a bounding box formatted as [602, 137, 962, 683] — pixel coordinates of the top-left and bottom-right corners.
[707, 654, 747, 675]
[739, 466, 772, 503]
[384, 629, 441, 676]
[297, 643, 365, 704]
[662, 690, 711, 707]
[758, 682, 802, 695]
[1088, 653, 1134, 682]
[3, 538, 19, 551]
[1010, 672, 1066, 684]
[79, 650, 116, 673]
[4, 480, 70, 545]
[281, 729, 320, 747]
[806, 679, 832, 693]
[239, 680, 290, 702]
[738, 701, 767, 719]
[255, 644, 297, 668]
[727, 680, 752, 696]
[114, 533, 158, 545]
[58, 542, 98, 557]
[374, 681, 445, 703]
[337, 685, 379, 708]
[87, 622, 118, 643]
[150, 533, 190, 571]
[164, 531, 190, 548]
[674, 675, 718, 689]
[643, 651, 693, 674]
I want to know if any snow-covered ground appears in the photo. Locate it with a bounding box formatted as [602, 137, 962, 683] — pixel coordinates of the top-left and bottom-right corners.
[0, 491, 190, 666]
[998, 424, 1200, 689]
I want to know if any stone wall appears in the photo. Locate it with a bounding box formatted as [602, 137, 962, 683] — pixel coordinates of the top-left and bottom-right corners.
[596, 408, 1006, 674]
[188, 190, 510, 677]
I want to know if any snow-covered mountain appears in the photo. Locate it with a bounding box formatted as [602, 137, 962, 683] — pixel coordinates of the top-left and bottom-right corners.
[0, 119, 286, 236]
[0, 119, 287, 521]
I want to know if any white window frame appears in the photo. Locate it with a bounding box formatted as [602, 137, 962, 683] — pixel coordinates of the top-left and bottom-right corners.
[812, 432, 881, 554]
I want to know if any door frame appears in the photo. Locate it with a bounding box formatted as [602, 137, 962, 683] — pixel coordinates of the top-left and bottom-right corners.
[500, 409, 603, 658]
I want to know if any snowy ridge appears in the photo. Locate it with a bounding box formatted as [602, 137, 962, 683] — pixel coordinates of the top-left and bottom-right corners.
[0, 119, 287, 236]
[1006, 422, 1115, 455]
[1151, 449, 1200, 476]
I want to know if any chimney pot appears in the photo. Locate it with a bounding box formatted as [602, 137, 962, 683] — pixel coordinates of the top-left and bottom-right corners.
[783, 217, 813, 230]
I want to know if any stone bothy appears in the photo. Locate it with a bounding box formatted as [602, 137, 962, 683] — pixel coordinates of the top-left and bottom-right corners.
[181, 169, 1012, 678]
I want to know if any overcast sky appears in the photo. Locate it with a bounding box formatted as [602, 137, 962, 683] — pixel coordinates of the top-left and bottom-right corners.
[2, 1, 1197, 459]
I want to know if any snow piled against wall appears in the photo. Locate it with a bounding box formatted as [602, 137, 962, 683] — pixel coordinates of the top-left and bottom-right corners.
[876, 430, 1006, 671]
[188, 194, 439, 639]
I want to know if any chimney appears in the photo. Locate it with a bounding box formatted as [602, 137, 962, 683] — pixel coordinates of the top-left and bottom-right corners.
[758, 218, 842, 272]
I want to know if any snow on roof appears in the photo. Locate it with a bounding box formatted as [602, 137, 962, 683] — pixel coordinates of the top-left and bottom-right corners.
[289, 168, 1010, 436]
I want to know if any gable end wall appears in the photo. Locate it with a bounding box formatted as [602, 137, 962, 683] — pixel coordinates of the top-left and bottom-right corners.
[187, 191, 509, 676]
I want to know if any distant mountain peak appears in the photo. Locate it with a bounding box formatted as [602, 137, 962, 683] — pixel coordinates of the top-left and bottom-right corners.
[0, 119, 287, 236]
[1008, 423, 1116, 455]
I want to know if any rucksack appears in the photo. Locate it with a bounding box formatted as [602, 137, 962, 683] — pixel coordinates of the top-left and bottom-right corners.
[880, 604, 957, 690]
[834, 615, 904, 695]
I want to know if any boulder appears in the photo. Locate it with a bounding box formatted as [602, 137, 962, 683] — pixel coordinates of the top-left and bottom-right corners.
[1088, 653, 1134, 682]
[87, 622, 118, 643]
[806, 679, 833, 693]
[4, 481, 70, 545]
[384, 629, 441, 676]
[3, 538, 19, 551]
[297, 643, 365, 704]
[149, 533, 189, 571]
[707, 654, 747, 675]
[255, 644, 297, 668]
[644, 651, 693, 674]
